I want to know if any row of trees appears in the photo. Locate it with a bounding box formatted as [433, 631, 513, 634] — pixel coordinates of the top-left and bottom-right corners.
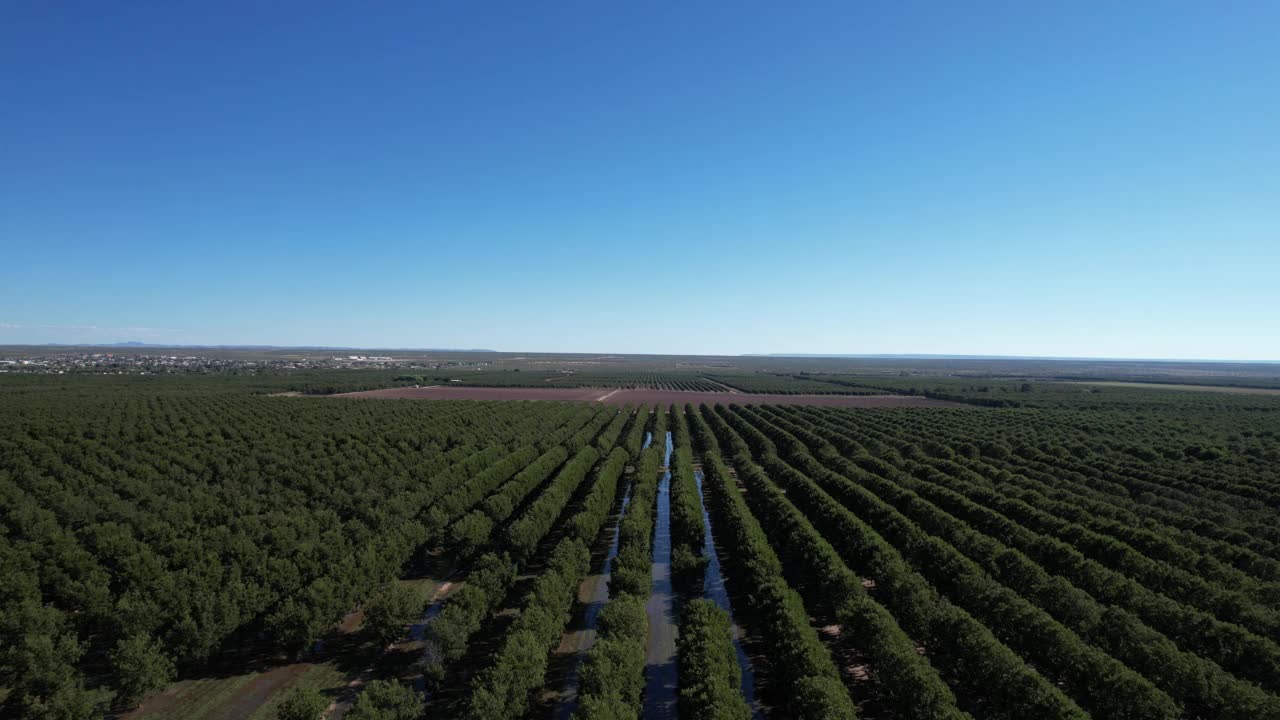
[465, 425, 636, 720]
[907, 459, 1280, 690]
[668, 408, 706, 595]
[941, 440, 1280, 586]
[676, 599, 752, 720]
[794, 405, 1280, 694]
[610, 445, 663, 598]
[670, 405, 755, 720]
[789, 404, 1280, 556]
[688, 409, 857, 720]
[0, 388, 598, 717]
[621, 407, 651, 458]
[595, 406, 635, 453]
[428, 445, 545, 544]
[421, 553, 515, 688]
[278, 676, 423, 720]
[841, 409, 1280, 640]
[420, 409, 622, 691]
[575, 594, 648, 719]
[708, 405, 967, 720]
[706, 373, 880, 395]
[805, 407, 1280, 711]
[734, 405, 1088, 720]
[428, 372, 726, 393]
[746, 406, 1187, 720]
[504, 446, 601, 561]
[748, 404, 1279, 719]
[464, 538, 593, 720]
[570, 448, 630, 544]
[978, 445, 1280, 581]
[565, 409, 619, 453]
[572, 417, 663, 720]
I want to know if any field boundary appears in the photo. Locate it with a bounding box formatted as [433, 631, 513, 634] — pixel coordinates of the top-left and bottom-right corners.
[329, 386, 968, 408]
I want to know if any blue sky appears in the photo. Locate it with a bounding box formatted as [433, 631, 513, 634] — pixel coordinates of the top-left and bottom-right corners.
[2, 2, 1277, 358]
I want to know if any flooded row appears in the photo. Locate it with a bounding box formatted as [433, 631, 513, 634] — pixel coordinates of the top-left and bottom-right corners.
[550, 429, 653, 717]
[552, 478, 635, 719]
[643, 431, 678, 719]
[696, 469, 762, 719]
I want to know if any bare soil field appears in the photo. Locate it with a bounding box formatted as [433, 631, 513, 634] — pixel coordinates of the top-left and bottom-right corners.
[332, 386, 965, 407]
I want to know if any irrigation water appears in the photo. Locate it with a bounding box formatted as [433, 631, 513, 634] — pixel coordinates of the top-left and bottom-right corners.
[642, 431, 678, 719]
[696, 469, 762, 718]
[551, 469, 637, 718]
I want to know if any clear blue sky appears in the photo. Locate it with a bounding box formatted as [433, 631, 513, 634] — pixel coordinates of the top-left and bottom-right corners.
[3, 2, 1277, 359]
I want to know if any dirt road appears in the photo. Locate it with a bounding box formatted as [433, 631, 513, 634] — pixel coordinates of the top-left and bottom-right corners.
[332, 386, 966, 408]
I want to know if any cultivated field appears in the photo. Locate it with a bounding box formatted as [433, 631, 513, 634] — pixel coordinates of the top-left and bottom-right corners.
[3, 371, 1280, 720]
[334, 385, 961, 408]
[1070, 380, 1280, 395]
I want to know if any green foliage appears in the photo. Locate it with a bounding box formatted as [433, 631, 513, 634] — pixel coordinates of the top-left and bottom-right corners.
[109, 633, 175, 708]
[711, 407, 970, 719]
[706, 373, 881, 395]
[566, 410, 617, 452]
[361, 583, 421, 647]
[671, 544, 706, 594]
[421, 553, 516, 687]
[0, 379, 597, 709]
[425, 436, 612, 691]
[576, 595, 647, 720]
[429, 445, 544, 529]
[747, 403, 1280, 720]
[692, 409, 857, 720]
[650, 408, 668, 443]
[276, 684, 328, 720]
[464, 538, 592, 720]
[0, 601, 114, 719]
[597, 593, 648, 641]
[669, 420, 706, 596]
[464, 435, 627, 720]
[609, 445, 662, 598]
[346, 679, 423, 720]
[677, 599, 751, 720]
[621, 406, 651, 459]
[570, 447, 629, 543]
[5, 369, 1280, 719]
[504, 446, 599, 560]
[595, 405, 633, 452]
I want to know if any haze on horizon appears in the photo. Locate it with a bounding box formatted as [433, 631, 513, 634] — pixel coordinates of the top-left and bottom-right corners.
[3, 3, 1278, 360]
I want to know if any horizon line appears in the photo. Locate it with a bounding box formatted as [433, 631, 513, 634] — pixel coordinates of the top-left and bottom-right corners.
[1, 342, 1278, 366]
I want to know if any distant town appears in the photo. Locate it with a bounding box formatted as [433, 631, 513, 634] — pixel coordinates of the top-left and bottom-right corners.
[0, 350, 479, 375]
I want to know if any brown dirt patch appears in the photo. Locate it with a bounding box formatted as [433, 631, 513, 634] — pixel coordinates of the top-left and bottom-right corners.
[205, 664, 309, 720]
[334, 386, 607, 402]
[331, 386, 966, 408]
